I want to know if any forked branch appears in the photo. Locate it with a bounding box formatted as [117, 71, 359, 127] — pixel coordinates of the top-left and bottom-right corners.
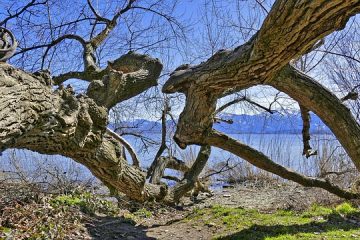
[106, 128, 140, 167]
[205, 130, 360, 200]
[170, 145, 211, 202]
[0, 0, 48, 26]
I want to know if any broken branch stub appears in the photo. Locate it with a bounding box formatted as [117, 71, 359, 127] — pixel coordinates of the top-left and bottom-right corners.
[87, 52, 163, 109]
[0, 27, 17, 62]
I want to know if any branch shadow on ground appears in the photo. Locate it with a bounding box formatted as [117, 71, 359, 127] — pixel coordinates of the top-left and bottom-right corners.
[85, 216, 155, 240]
[218, 213, 360, 240]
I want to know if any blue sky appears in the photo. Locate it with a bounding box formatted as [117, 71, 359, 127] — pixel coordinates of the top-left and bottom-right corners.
[0, 0, 358, 119]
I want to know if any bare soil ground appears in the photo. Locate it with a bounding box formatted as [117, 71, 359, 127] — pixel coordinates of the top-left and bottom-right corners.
[84, 182, 344, 240]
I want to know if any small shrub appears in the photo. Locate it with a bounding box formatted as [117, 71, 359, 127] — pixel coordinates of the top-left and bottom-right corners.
[51, 192, 118, 216]
[134, 208, 152, 218]
[335, 202, 358, 215]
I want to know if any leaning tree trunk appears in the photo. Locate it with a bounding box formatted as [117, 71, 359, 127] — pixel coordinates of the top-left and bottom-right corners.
[271, 65, 360, 169]
[162, 0, 360, 199]
[0, 54, 168, 202]
[2, 0, 360, 203]
[0, 48, 212, 203]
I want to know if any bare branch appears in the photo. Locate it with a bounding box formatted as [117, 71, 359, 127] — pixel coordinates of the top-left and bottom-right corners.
[164, 1, 360, 95]
[0, 0, 48, 26]
[341, 91, 358, 102]
[147, 99, 170, 182]
[86, 0, 111, 23]
[216, 96, 274, 115]
[0, 27, 18, 62]
[170, 145, 211, 202]
[90, 0, 136, 48]
[255, 0, 269, 14]
[215, 97, 245, 114]
[162, 175, 181, 182]
[244, 97, 274, 114]
[106, 128, 140, 167]
[15, 34, 86, 56]
[205, 130, 360, 200]
[53, 71, 90, 85]
[300, 105, 317, 158]
[147, 156, 189, 185]
[272, 65, 360, 169]
[203, 159, 241, 180]
[315, 49, 360, 65]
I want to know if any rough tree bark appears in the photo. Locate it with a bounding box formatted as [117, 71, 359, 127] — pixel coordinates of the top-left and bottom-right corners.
[0, 54, 167, 202]
[2, 0, 360, 203]
[271, 65, 360, 169]
[0, 0, 211, 203]
[299, 105, 315, 158]
[0, 0, 214, 203]
[163, 0, 360, 199]
[169, 145, 212, 203]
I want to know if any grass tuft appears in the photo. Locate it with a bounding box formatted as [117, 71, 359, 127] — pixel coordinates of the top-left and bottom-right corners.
[186, 203, 360, 240]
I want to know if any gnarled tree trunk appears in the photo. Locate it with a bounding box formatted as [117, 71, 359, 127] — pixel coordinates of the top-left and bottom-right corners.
[163, 0, 360, 199]
[2, 0, 360, 203]
[0, 55, 167, 202]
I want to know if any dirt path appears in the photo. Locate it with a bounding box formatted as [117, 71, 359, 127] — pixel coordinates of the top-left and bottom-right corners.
[84, 183, 343, 240]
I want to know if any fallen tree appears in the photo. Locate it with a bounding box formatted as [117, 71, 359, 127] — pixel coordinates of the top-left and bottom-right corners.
[163, 0, 360, 200]
[0, 0, 212, 203]
[1, 0, 360, 203]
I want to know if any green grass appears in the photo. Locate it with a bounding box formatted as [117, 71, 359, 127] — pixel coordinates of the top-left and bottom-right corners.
[186, 203, 360, 240]
[50, 192, 119, 215]
[133, 208, 153, 218]
[122, 207, 153, 223]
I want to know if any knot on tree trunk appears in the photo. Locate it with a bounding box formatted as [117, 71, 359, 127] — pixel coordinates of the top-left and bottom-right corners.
[53, 86, 108, 148]
[172, 87, 217, 149]
[32, 70, 52, 86]
[0, 27, 17, 62]
[87, 51, 162, 109]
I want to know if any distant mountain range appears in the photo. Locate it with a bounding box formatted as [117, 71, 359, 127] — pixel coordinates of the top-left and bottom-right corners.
[112, 112, 332, 135]
[214, 112, 331, 134]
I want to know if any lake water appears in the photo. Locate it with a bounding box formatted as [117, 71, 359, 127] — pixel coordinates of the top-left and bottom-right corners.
[0, 133, 351, 182]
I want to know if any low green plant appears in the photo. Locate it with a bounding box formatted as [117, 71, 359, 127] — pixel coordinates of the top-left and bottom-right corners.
[51, 191, 118, 215]
[133, 208, 152, 218]
[335, 202, 358, 215]
[186, 203, 360, 240]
